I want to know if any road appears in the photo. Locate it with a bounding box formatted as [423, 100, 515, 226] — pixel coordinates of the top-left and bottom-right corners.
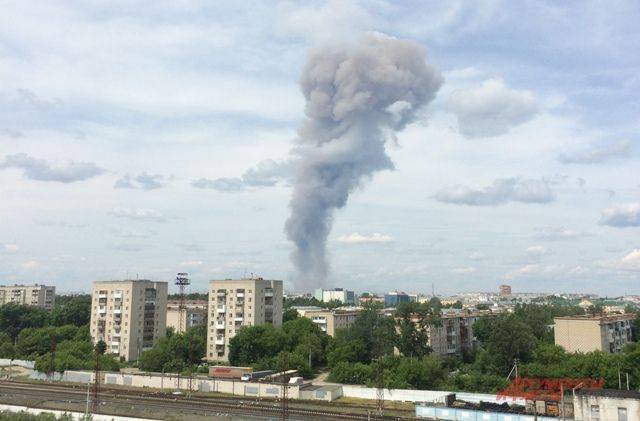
[0, 381, 414, 420]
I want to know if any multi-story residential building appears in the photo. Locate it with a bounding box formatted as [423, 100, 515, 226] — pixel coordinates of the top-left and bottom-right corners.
[166, 300, 208, 334]
[384, 291, 410, 307]
[294, 307, 361, 336]
[207, 277, 283, 361]
[0, 284, 55, 309]
[554, 314, 636, 354]
[314, 288, 355, 305]
[499, 284, 512, 297]
[90, 280, 168, 361]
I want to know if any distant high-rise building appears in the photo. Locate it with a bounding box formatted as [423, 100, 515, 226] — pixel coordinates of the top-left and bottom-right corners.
[90, 280, 168, 361]
[0, 284, 55, 310]
[499, 284, 512, 296]
[554, 314, 636, 354]
[384, 291, 410, 307]
[207, 277, 283, 361]
[166, 300, 207, 334]
[314, 288, 355, 305]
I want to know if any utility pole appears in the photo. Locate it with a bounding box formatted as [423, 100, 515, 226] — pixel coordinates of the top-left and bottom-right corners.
[280, 352, 289, 421]
[85, 381, 90, 417]
[48, 335, 57, 381]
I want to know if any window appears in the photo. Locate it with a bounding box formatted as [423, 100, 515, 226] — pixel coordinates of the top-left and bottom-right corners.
[618, 407, 627, 421]
[590, 405, 600, 420]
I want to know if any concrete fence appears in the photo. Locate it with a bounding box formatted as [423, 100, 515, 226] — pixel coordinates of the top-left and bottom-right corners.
[0, 359, 35, 369]
[341, 384, 452, 403]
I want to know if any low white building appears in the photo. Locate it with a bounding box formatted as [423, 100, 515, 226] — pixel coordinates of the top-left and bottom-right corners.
[574, 389, 640, 421]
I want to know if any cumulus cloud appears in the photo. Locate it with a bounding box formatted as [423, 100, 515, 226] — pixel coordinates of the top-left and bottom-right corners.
[451, 266, 476, 274]
[600, 203, 640, 227]
[337, 233, 393, 244]
[534, 227, 590, 241]
[435, 177, 555, 206]
[114, 173, 168, 190]
[0, 243, 19, 253]
[619, 249, 640, 271]
[448, 78, 538, 138]
[109, 207, 166, 222]
[558, 140, 631, 164]
[505, 263, 590, 280]
[192, 159, 291, 192]
[525, 246, 552, 256]
[0, 153, 105, 183]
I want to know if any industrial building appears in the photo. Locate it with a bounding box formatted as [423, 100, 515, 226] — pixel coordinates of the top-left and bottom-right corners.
[554, 314, 636, 354]
[0, 284, 55, 309]
[207, 277, 283, 361]
[313, 288, 355, 305]
[89, 280, 168, 361]
[166, 300, 207, 334]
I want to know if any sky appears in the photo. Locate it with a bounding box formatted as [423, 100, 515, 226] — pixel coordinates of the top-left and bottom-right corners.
[1, 0, 639, 295]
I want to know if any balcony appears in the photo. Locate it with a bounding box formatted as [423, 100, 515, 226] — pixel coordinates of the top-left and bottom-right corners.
[216, 320, 225, 328]
[114, 307, 122, 314]
[98, 293, 107, 299]
[234, 316, 244, 322]
[111, 341, 120, 347]
[114, 292, 123, 300]
[265, 291, 274, 298]
[112, 332, 121, 338]
[98, 306, 107, 314]
[215, 338, 225, 345]
[236, 292, 244, 298]
[216, 305, 226, 313]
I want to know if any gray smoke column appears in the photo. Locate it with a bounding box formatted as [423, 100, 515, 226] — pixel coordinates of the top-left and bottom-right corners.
[285, 33, 443, 290]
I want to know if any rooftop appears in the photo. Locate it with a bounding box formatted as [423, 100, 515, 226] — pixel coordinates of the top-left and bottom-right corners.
[554, 313, 636, 323]
[576, 388, 640, 400]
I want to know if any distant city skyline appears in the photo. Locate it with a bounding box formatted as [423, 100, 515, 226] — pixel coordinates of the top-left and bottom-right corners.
[1, 2, 639, 295]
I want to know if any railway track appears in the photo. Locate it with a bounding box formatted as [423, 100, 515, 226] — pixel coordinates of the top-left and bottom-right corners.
[0, 381, 412, 420]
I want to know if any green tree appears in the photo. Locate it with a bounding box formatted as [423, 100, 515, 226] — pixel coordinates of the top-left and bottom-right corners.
[395, 302, 439, 358]
[0, 333, 15, 359]
[138, 325, 206, 373]
[49, 296, 91, 326]
[0, 303, 49, 340]
[282, 307, 299, 323]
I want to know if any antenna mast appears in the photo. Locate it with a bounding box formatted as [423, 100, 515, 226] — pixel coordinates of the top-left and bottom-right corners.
[175, 273, 190, 333]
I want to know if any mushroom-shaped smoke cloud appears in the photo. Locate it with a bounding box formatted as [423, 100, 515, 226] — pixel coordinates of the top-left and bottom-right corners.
[285, 33, 443, 291]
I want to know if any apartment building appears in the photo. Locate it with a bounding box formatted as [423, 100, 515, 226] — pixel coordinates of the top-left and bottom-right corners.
[0, 284, 55, 309]
[499, 284, 512, 297]
[166, 300, 208, 333]
[554, 314, 636, 354]
[90, 280, 168, 361]
[207, 277, 283, 361]
[313, 288, 355, 305]
[294, 307, 361, 336]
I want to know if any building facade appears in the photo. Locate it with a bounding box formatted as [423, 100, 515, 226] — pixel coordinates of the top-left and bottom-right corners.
[0, 284, 55, 309]
[499, 284, 512, 297]
[90, 280, 168, 361]
[295, 307, 361, 336]
[573, 389, 640, 421]
[384, 291, 410, 307]
[166, 300, 208, 334]
[207, 277, 283, 361]
[313, 288, 355, 305]
[554, 314, 636, 354]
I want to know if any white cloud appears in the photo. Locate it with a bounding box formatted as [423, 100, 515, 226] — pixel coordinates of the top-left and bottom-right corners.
[505, 263, 590, 280]
[180, 260, 203, 268]
[0, 243, 19, 253]
[337, 233, 393, 244]
[448, 78, 538, 138]
[21, 260, 39, 269]
[109, 207, 166, 222]
[0, 153, 104, 183]
[451, 266, 476, 274]
[435, 177, 555, 206]
[114, 173, 168, 190]
[619, 249, 640, 271]
[558, 140, 631, 164]
[534, 227, 590, 241]
[192, 159, 292, 192]
[600, 203, 640, 228]
[525, 246, 552, 256]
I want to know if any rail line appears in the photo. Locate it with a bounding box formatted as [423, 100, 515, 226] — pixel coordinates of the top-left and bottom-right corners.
[0, 382, 413, 420]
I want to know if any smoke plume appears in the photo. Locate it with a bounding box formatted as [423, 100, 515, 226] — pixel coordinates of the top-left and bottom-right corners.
[285, 33, 443, 290]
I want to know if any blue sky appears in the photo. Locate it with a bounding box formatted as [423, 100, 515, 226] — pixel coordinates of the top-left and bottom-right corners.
[1, 0, 639, 295]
